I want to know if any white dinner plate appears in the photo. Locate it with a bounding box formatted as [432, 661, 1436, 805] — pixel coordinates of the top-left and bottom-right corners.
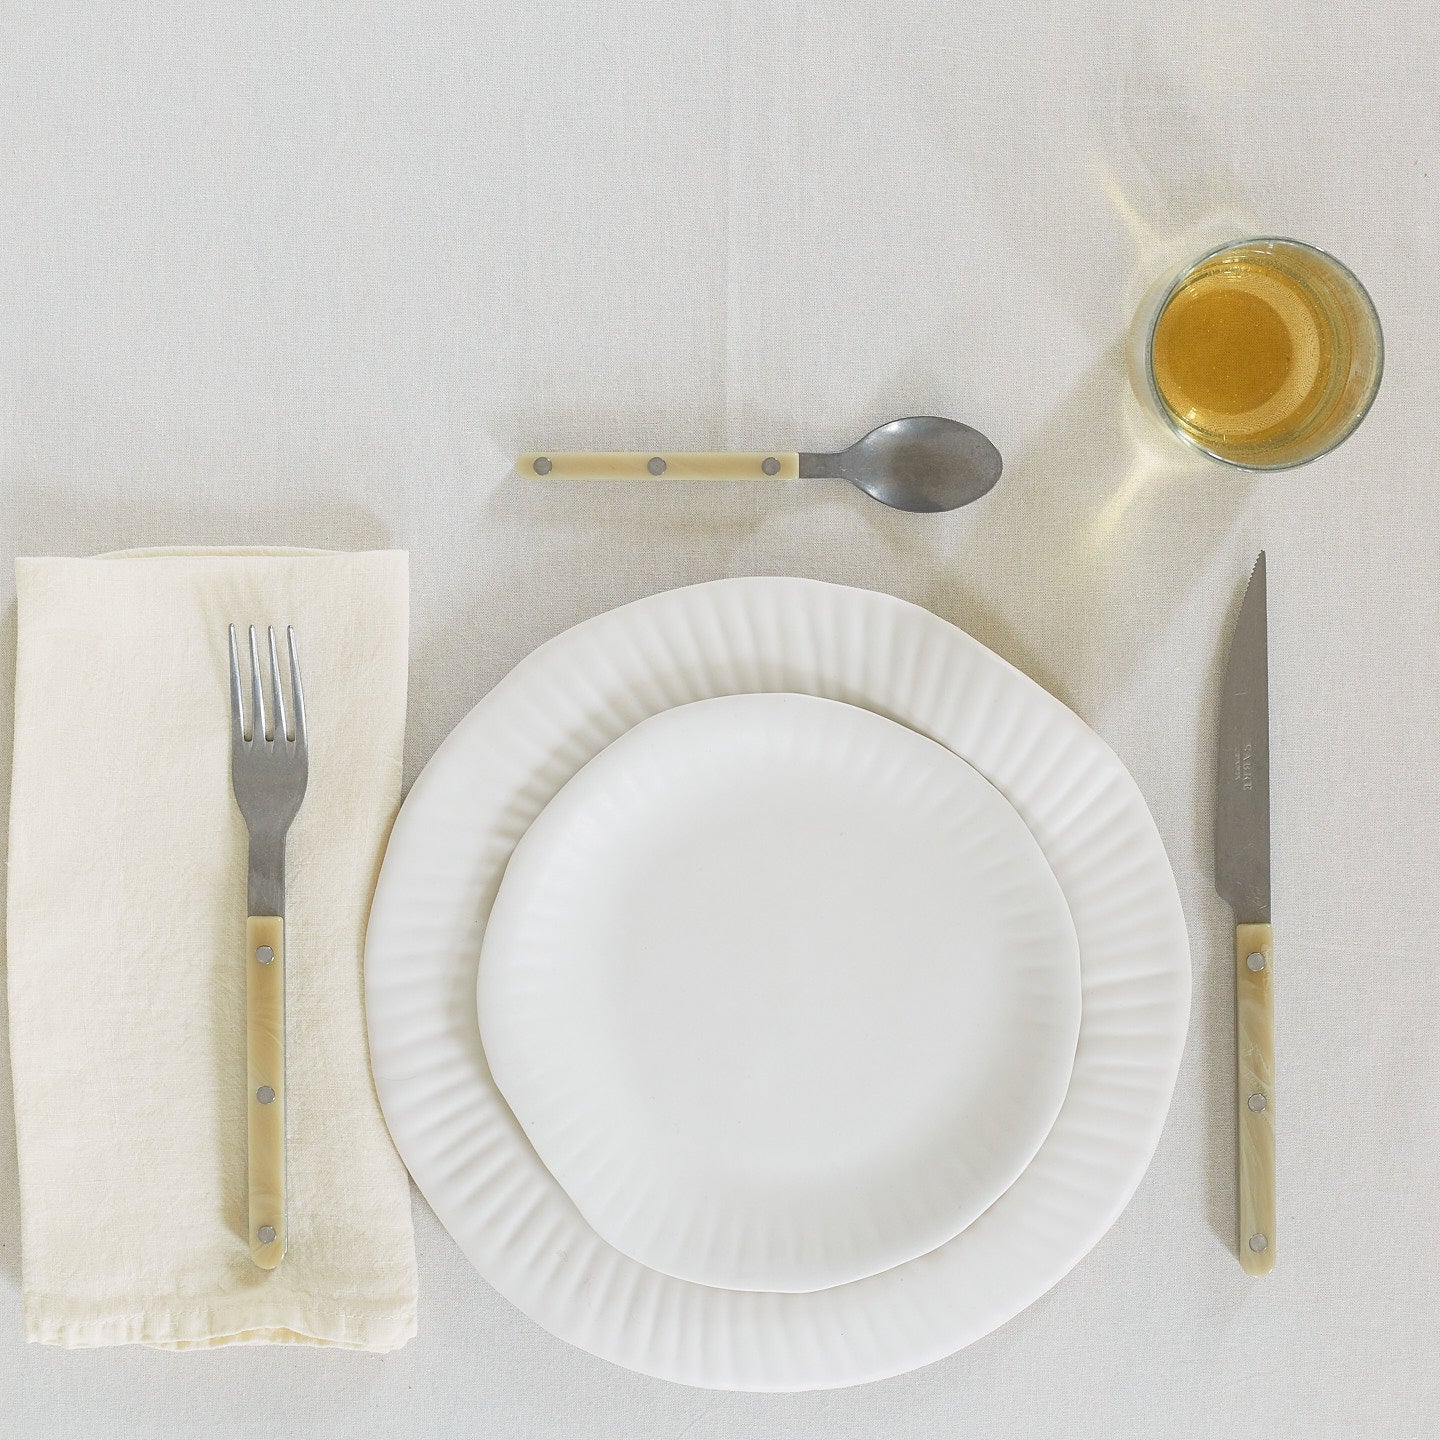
[477, 693, 1082, 1293]
[365, 578, 1190, 1390]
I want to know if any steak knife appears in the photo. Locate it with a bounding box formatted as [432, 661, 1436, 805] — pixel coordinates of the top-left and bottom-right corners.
[1214, 552, 1274, 1275]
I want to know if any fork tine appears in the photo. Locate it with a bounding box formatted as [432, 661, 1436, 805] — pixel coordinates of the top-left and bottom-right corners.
[287, 627, 306, 750]
[267, 627, 289, 744]
[248, 625, 269, 743]
[228, 624, 247, 743]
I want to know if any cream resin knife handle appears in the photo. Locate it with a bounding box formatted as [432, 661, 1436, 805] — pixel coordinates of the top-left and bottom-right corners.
[519, 451, 800, 481]
[1236, 922, 1275, 1275]
[247, 914, 286, 1269]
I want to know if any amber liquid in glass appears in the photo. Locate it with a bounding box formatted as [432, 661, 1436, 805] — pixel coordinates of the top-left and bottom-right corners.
[1150, 243, 1359, 466]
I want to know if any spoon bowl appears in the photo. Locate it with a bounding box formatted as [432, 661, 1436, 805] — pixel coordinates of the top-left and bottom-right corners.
[801, 416, 1003, 512]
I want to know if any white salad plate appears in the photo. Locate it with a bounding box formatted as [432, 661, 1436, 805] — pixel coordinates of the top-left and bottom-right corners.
[365, 578, 1190, 1390]
[477, 692, 1082, 1293]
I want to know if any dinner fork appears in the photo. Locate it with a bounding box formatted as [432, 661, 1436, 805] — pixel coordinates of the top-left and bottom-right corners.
[228, 624, 309, 1270]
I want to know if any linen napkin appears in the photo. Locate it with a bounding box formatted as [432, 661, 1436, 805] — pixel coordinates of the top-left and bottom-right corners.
[6, 548, 417, 1349]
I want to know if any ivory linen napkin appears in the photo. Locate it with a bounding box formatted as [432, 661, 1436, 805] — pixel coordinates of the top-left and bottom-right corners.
[6, 548, 417, 1349]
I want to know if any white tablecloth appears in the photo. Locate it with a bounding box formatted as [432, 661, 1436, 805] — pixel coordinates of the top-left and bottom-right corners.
[2, 2, 1437, 1435]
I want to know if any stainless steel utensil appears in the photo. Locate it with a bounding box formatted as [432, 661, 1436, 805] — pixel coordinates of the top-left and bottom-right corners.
[519, 415, 1003, 513]
[1214, 553, 1274, 1275]
[228, 624, 309, 1270]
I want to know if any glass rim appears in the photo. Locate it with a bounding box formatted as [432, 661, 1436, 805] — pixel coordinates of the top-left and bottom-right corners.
[1142, 235, 1385, 473]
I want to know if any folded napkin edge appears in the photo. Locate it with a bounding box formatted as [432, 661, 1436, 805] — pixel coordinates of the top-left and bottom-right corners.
[25, 1294, 418, 1353]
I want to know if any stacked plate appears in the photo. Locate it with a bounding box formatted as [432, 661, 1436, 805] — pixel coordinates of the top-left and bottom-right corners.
[365, 579, 1190, 1390]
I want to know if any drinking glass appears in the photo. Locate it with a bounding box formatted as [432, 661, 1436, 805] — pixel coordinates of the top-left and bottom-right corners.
[1128, 237, 1383, 470]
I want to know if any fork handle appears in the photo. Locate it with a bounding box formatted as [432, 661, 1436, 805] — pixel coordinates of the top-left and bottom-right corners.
[247, 915, 287, 1269]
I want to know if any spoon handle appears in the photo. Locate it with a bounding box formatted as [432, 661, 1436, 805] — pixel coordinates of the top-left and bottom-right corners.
[519, 451, 799, 481]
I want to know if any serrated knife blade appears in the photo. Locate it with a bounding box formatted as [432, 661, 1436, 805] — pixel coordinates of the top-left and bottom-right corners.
[1215, 552, 1270, 922]
[1215, 551, 1275, 1276]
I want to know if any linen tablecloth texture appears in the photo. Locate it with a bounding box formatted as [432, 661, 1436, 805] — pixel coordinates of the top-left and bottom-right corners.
[5, 549, 416, 1349]
[4, 0, 1440, 1432]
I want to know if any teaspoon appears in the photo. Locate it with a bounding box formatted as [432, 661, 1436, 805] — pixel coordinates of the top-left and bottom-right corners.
[519, 416, 1002, 513]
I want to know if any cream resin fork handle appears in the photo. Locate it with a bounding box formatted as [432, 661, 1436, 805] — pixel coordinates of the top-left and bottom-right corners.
[247, 915, 286, 1269]
[520, 451, 800, 481]
[1236, 922, 1275, 1275]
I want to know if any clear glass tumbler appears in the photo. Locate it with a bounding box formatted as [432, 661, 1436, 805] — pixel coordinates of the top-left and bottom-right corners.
[1128, 237, 1383, 471]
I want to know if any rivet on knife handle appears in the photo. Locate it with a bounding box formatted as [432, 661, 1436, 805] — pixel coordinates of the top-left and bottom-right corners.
[1236, 922, 1275, 1275]
[247, 914, 287, 1268]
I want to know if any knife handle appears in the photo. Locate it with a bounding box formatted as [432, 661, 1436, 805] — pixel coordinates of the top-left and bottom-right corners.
[1236, 922, 1275, 1275]
[518, 451, 800, 481]
[247, 915, 286, 1270]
